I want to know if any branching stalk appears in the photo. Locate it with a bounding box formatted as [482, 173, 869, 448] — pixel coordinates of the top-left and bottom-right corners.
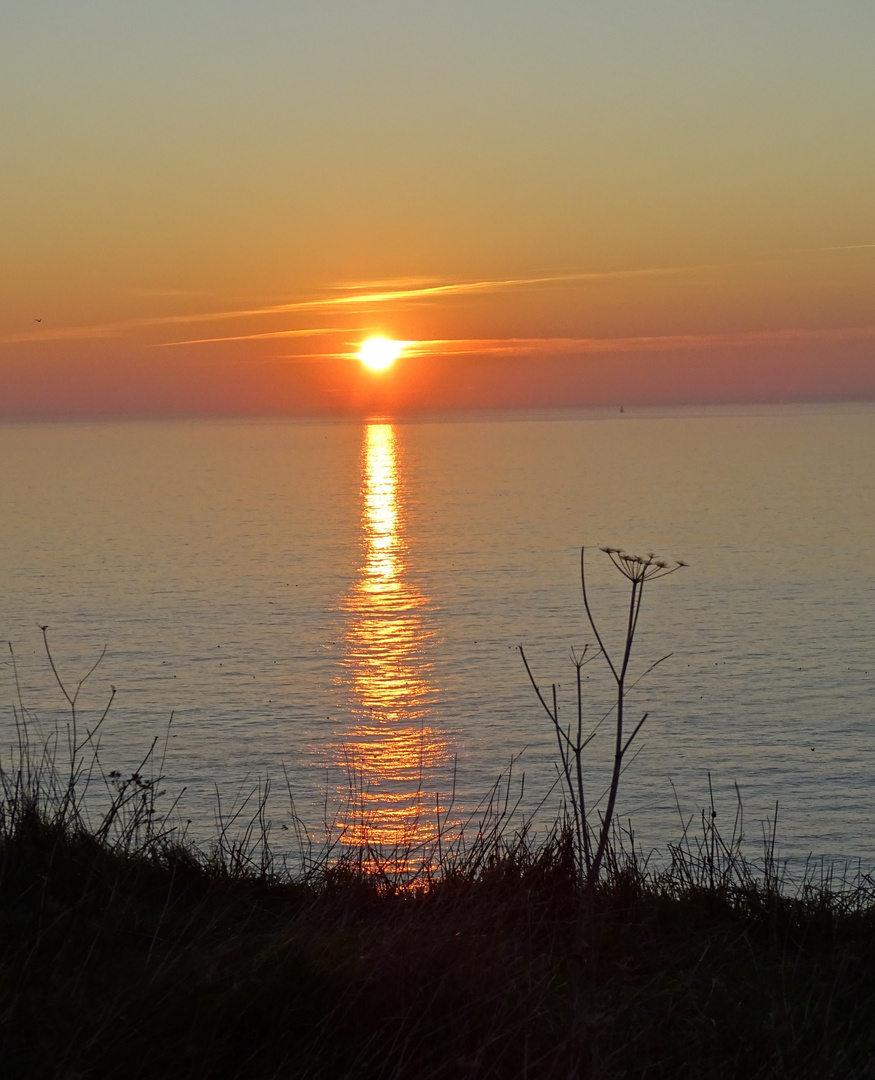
[522, 545, 685, 889]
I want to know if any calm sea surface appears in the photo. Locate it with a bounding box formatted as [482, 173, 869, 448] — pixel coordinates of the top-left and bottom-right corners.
[2, 404, 874, 868]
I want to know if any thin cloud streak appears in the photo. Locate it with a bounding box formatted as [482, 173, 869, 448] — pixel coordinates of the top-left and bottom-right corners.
[153, 328, 337, 347]
[401, 326, 875, 355]
[330, 276, 447, 291]
[809, 243, 875, 252]
[7, 251, 871, 348]
[282, 325, 875, 361]
[1, 265, 695, 345]
[297, 266, 687, 308]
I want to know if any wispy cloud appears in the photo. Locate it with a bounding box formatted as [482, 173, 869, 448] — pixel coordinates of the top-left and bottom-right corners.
[1, 265, 693, 345]
[287, 266, 687, 309]
[279, 325, 875, 361]
[153, 328, 337, 348]
[6, 253, 873, 349]
[414, 325, 875, 356]
[330, 276, 448, 291]
[807, 243, 875, 252]
[400, 325, 875, 356]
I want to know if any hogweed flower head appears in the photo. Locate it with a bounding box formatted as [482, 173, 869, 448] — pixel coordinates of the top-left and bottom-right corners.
[599, 546, 687, 583]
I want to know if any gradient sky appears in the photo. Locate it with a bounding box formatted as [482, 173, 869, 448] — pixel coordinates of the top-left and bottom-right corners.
[2, 0, 874, 416]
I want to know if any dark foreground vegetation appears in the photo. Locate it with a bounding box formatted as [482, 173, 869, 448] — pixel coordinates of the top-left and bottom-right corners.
[4, 764, 875, 1080]
[5, 551, 875, 1080]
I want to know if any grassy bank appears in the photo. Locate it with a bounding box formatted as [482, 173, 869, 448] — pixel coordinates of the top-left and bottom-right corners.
[3, 764, 875, 1080]
[4, 562, 875, 1079]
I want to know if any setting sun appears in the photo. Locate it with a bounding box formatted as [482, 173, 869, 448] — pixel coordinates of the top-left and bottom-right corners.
[359, 337, 404, 372]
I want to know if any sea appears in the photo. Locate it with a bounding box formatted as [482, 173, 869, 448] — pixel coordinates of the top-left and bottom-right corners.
[2, 403, 874, 872]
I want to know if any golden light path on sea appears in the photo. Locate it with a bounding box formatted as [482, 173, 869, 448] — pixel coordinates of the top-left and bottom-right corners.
[332, 423, 451, 863]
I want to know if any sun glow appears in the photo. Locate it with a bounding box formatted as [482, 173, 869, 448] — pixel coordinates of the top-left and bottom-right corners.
[359, 336, 404, 371]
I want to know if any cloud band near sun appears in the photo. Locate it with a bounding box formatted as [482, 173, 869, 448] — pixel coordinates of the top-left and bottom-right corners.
[279, 325, 875, 362]
[5, 247, 874, 353]
[4, 266, 686, 346]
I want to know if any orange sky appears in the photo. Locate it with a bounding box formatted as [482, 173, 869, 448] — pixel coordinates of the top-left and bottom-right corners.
[2, 3, 874, 417]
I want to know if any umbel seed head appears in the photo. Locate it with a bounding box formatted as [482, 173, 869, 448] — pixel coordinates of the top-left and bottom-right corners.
[599, 546, 687, 582]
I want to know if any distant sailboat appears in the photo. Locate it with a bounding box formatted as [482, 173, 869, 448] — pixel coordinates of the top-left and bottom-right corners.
[619, 405, 624, 414]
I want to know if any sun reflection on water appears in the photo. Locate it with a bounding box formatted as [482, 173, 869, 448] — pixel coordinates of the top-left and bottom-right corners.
[333, 423, 451, 858]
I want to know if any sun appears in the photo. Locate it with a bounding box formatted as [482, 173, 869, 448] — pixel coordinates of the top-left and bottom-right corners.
[359, 337, 404, 372]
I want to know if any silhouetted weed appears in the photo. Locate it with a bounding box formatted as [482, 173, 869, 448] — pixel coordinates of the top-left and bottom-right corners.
[4, 629, 875, 1078]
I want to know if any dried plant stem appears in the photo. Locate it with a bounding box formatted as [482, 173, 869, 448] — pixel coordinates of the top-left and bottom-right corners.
[522, 545, 685, 889]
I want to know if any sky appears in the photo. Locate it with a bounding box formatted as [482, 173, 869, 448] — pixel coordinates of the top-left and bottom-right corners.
[2, 0, 874, 417]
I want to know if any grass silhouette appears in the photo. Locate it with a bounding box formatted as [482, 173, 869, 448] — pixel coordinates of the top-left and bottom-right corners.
[3, 625, 875, 1078]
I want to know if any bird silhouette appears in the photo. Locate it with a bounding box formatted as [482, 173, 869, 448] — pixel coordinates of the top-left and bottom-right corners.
[34, 318, 42, 323]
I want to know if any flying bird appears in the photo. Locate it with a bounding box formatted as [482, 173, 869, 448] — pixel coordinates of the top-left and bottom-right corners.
[34, 318, 42, 323]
